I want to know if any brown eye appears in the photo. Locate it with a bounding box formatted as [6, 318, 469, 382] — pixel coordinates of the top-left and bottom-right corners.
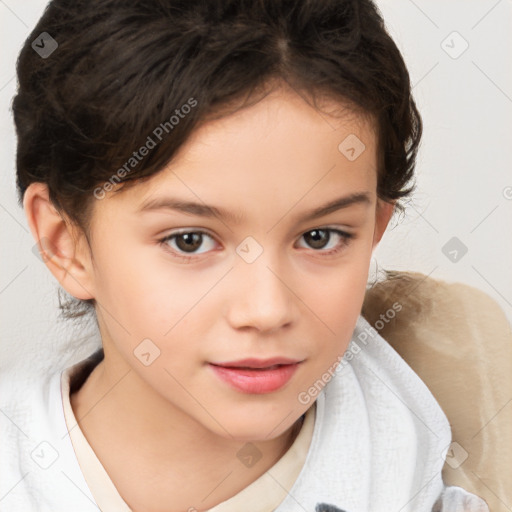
[297, 228, 354, 254]
[159, 230, 217, 258]
[174, 232, 203, 253]
[303, 229, 330, 249]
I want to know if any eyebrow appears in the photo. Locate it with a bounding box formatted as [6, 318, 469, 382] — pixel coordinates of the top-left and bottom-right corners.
[138, 191, 372, 224]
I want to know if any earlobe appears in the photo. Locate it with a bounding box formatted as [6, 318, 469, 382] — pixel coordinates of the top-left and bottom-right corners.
[23, 182, 95, 300]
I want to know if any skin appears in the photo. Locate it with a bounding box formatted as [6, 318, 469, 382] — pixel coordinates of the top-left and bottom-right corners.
[24, 85, 395, 512]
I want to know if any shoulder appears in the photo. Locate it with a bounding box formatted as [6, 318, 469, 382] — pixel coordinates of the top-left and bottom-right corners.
[361, 269, 512, 372]
[0, 365, 60, 507]
[362, 271, 512, 511]
[0, 357, 101, 510]
[363, 269, 511, 332]
[0, 364, 56, 427]
[0, 363, 63, 452]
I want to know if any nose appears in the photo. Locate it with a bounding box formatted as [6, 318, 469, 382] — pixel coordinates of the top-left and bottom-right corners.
[226, 252, 297, 334]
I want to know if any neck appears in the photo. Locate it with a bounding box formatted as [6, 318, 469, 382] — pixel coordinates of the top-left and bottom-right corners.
[70, 357, 303, 512]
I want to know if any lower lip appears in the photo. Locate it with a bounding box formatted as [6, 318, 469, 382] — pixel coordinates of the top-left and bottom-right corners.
[209, 363, 300, 394]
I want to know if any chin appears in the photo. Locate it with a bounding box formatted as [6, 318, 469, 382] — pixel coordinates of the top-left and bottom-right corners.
[208, 410, 300, 443]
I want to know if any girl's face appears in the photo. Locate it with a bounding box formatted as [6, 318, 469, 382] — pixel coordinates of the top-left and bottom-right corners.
[79, 87, 394, 440]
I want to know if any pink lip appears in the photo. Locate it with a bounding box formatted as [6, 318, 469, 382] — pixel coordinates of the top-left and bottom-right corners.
[210, 357, 302, 369]
[208, 359, 302, 394]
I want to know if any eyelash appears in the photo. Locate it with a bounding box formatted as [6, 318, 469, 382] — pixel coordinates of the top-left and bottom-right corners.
[158, 227, 355, 263]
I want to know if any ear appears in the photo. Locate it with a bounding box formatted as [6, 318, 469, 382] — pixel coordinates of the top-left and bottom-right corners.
[23, 182, 95, 300]
[372, 199, 395, 249]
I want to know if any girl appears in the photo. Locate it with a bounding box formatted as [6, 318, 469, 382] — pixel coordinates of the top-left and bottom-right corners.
[2, 0, 490, 510]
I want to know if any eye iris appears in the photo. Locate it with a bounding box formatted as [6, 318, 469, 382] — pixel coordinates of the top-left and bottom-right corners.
[176, 232, 202, 253]
[305, 229, 329, 249]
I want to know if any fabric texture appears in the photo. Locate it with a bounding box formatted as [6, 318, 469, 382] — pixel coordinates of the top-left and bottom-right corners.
[0, 308, 491, 511]
[362, 270, 512, 510]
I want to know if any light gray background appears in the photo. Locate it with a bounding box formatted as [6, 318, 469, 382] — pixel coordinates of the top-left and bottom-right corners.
[1, 0, 511, 373]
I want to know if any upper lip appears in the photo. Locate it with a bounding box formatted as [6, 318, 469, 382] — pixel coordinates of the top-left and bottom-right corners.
[210, 357, 302, 369]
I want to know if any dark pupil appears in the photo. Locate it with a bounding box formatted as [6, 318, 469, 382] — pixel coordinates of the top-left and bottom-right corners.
[304, 229, 329, 249]
[176, 232, 202, 252]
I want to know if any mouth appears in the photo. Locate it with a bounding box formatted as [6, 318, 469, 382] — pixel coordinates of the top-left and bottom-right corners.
[223, 364, 286, 370]
[208, 359, 303, 394]
[210, 357, 303, 369]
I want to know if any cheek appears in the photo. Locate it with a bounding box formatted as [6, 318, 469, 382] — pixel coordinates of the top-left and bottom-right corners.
[300, 246, 372, 368]
[91, 242, 218, 347]
[306, 251, 371, 327]
[89, 241, 166, 334]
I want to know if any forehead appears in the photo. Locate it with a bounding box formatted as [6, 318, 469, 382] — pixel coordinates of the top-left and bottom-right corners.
[93, 87, 378, 224]
[175, 87, 377, 168]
